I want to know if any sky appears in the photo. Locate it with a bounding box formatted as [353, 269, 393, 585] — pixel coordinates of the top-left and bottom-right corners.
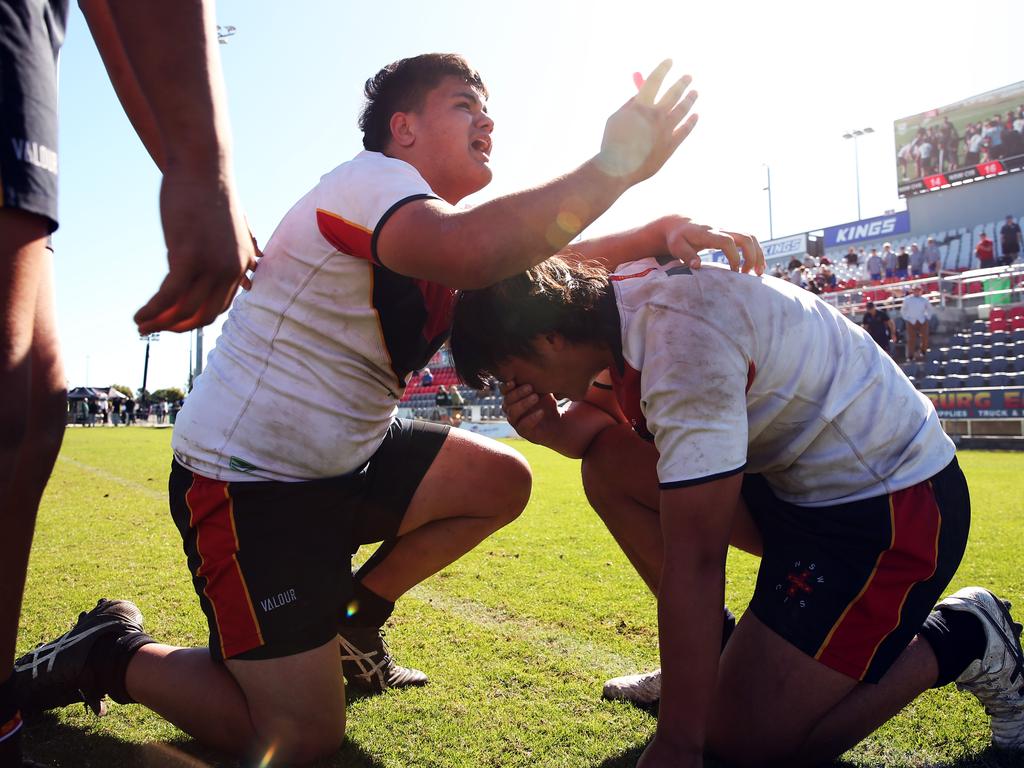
[54, 0, 1024, 392]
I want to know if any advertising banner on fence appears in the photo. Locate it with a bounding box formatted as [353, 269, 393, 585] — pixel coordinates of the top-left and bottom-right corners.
[707, 233, 808, 268]
[824, 212, 911, 247]
[894, 80, 1024, 198]
[924, 388, 1024, 419]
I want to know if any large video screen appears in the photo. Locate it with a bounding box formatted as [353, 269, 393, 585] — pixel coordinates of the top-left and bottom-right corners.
[894, 80, 1024, 198]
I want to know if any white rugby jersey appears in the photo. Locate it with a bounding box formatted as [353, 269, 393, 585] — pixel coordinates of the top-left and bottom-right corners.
[609, 257, 954, 506]
[172, 152, 454, 481]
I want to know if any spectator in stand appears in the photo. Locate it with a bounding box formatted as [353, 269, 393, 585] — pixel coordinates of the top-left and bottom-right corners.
[1000, 215, 1022, 266]
[820, 265, 836, 289]
[976, 232, 995, 269]
[909, 242, 925, 277]
[844, 247, 858, 266]
[866, 248, 883, 282]
[895, 246, 910, 279]
[923, 237, 942, 274]
[862, 301, 896, 356]
[449, 385, 464, 420]
[435, 383, 451, 409]
[881, 242, 895, 278]
[901, 284, 933, 362]
[421, 367, 434, 386]
[788, 262, 803, 285]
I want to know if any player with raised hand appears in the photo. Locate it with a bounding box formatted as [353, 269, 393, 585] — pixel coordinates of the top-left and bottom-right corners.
[13, 52, 740, 764]
[450, 255, 1023, 767]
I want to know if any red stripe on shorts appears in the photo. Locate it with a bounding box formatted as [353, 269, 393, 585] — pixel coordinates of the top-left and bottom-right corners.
[185, 475, 264, 658]
[814, 481, 941, 680]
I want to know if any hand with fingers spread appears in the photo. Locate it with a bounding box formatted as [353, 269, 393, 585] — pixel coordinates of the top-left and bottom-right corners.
[501, 380, 563, 447]
[664, 218, 766, 275]
[597, 59, 698, 184]
[134, 167, 257, 334]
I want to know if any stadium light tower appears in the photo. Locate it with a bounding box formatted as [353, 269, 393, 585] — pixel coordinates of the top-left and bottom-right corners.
[842, 127, 874, 221]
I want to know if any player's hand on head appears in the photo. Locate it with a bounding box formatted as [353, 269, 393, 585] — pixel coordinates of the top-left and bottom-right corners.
[134, 168, 257, 334]
[597, 60, 698, 185]
[666, 220, 765, 275]
[501, 380, 562, 446]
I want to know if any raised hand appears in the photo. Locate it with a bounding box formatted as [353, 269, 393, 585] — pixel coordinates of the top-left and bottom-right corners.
[597, 60, 698, 185]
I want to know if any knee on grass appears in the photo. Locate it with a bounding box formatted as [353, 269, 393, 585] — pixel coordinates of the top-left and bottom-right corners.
[253, 715, 346, 765]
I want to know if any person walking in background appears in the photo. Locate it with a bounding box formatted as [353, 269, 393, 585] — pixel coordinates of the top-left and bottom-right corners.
[1000, 215, 1022, 266]
[901, 284, 933, 361]
[863, 301, 896, 356]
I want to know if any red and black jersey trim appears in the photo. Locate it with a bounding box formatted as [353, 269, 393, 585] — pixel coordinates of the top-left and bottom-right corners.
[659, 464, 746, 490]
[370, 193, 438, 266]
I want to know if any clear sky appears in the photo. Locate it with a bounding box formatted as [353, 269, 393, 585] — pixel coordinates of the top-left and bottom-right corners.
[54, 0, 1024, 392]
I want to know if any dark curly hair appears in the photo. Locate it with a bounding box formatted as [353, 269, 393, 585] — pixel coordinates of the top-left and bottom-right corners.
[359, 53, 488, 152]
[450, 256, 618, 389]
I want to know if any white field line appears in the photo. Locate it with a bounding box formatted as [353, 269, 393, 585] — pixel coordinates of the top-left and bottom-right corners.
[57, 455, 167, 502]
[57, 456, 652, 675]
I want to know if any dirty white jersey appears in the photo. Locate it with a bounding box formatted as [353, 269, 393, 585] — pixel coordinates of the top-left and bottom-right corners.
[172, 152, 454, 481]
[609, 257, 954, 506]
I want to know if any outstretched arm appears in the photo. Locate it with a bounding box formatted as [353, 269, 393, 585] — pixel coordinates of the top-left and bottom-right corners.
[377, 61, 700, 289]
[81, 0, 256, 334]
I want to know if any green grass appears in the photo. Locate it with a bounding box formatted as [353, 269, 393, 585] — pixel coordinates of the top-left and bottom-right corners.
[17, 429, 1024, 767]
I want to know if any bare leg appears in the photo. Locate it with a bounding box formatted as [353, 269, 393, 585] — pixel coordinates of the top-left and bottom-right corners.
[358, 428, 531, 601]
[707, 613, 941, 767]
[0, 210, 65, 670]
[580, 423, 761, 595]
[126, 638, 345, 765]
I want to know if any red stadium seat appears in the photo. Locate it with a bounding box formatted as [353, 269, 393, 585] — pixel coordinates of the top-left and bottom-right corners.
[990, 307, 1008, 321]
[1010, 306, 1024, 320]
[1012, 317, 1024, 331]
[990, 318, 1009, 332]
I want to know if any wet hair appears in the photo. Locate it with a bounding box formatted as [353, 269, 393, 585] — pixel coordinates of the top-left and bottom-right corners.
[359, 53, 488, 152]
[450, 256, 616, 389]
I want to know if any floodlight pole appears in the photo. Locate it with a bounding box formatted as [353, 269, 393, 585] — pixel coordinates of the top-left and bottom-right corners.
[762, 164, 774, 240]
[140, 333, 159, 402]
[842, 127, 874, 221]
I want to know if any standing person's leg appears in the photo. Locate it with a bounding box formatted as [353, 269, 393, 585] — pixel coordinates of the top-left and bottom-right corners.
[919, 320, 930, 358]
[0, 211, 65, 766]
[338, 420, 531, 691]
[905, 321, 920, 361]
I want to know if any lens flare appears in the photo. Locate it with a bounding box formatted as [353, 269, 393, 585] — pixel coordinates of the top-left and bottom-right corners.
[346, 599, 359, 618]
[258, 744, 277, 768]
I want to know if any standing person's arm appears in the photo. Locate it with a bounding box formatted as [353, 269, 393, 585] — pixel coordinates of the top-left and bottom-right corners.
[637, 476, 741, 768]
[377, 62, 699, 288]
[80, 0, 256, 334]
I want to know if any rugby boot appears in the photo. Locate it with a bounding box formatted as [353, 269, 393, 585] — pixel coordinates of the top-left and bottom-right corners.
[938, 587, 1024, 749]
[13, 599, 144, 717]
[603, 668, 661, 706]
[339, 626, 427, 693]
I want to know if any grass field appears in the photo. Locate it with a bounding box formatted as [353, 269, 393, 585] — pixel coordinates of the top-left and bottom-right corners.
[16, 428, 1024, 767]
